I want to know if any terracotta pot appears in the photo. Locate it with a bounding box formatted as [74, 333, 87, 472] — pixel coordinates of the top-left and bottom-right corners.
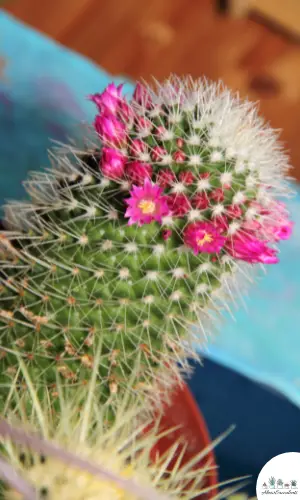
[146, 381, 218, 500]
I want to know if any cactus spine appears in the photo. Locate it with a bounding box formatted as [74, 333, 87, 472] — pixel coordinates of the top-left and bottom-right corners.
[0, 76, 293, 414]
[0, 363, 236, 500]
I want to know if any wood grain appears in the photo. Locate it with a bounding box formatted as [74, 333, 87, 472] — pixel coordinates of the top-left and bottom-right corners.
[253, 0, 300, 39]
[4, 0, 300, 180]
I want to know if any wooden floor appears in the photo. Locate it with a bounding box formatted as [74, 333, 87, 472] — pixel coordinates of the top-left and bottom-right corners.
[4, 0, 300, 181]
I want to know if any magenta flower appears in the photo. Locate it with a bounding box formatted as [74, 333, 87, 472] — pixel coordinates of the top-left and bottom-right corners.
[213, 215, 229, 233]
[243, 218, 261, 233]
[100, 147, 126, 180]
[249, 201, 268, 215]
[262, 219, 293, 242]
[130, 139, 147, 156]
[126, 161, 152, 185]
[156, 168, 176, 188]
[125, 179, 169, 226]
[173, 151, 186, 163]
[227, 205, 242, 219]
[118, 99, 134, 124]
[226, 232, 279, 264]
[133, 83, 152, 108]
[179, 171, 194, 185]
[244, 200, 293, 243]
[192, 193, 209, 210]
[167, 194, 191, 217]
[199, 172, 210, 180]
[162, 229, 172, 240]
[89, 83, 123, 114]
[156, 126, 167, 138]
[151, 146, 167, 162]
[210, 188, 224, 203]
[176, 138, 184, 148]
[261, 201, 293, 242]
[94, 114, 126, 146]
[274, 222, 293, 241]
[184, 222, 226, 255]
[135, 117, 153, 136]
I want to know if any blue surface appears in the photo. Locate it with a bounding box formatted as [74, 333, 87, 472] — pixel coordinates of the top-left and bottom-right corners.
[0, 10, 133, 209]
[201, 188, 300, 408]
[0, 11, 300, 486]
[189, 357, 300, 497]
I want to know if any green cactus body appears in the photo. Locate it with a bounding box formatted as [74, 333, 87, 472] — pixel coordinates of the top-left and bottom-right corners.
[0, 76, 292, 413]
[1, 371, 233, 500]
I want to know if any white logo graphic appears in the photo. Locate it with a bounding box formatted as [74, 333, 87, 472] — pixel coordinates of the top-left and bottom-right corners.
[257, 453, 300, 500]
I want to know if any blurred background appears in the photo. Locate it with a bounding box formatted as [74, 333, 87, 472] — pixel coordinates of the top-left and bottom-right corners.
[1, 0, 300, 495]
[3, 0, 300, 180]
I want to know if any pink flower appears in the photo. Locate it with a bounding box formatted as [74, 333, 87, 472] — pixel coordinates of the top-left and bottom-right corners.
[261, 201, 293, 242]
[249, 201, 268, 215]
[94, 114, 126, 146]
[179, 171, 194, 185]
[262, 219, 293, 242]
[199, 172, 210, 179]
[243, 219, 262, 233]
[176, 138, 184, 148]
[152, 146, 167, 162]
[167, 194, 191, 217]
[89, 83, 123, 114]
[156, 126, 167, 138]
[227, 205, 242, 219]
[162, 229, 172, 240]
[100, 147, 126, 180]
[245, 200, 293, 243]
[211, 188, 224, 203]
[126, 161, 152, 185]
[125, 179, 169, 226]
[133, 83, 152, 108]
[212, 215, 228, 233]
[173, 151, 186, 163]
[192, 193, 209, 210]
[136, 116, 152, 135]
[274, 222, 293, 241]
[130, 139, 147, 157]
[118, 99, 134, 124]
[156, 169, 176, 188]
[184, 222, 226, 255]
[226, 232, 279, 264]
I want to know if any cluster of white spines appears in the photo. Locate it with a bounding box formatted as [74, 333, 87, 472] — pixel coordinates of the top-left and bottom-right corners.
[142, 76, 291, 197]
[1, 364, 228, 500]
[0, 75, 293, 413]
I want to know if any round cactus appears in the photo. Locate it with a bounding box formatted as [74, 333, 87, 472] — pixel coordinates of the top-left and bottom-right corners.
[1, 373, 229, 500]
[0, 75, 293, 412]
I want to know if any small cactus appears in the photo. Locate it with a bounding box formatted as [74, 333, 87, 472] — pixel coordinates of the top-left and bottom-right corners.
[0, 369, 234, 500]
[269, 477, 276, 488]
[0, 75, 293, 412]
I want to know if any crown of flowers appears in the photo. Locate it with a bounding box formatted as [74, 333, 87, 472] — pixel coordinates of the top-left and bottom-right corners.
[90, 77, 293, 265]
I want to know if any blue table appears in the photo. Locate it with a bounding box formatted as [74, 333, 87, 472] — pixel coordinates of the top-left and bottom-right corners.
[190, 358, 300, 496]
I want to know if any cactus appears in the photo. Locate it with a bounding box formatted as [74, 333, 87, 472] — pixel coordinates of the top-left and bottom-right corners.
[0, 75, 293, 413]
[269, 477, 276, 488]
[0, 365, 237, 500]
